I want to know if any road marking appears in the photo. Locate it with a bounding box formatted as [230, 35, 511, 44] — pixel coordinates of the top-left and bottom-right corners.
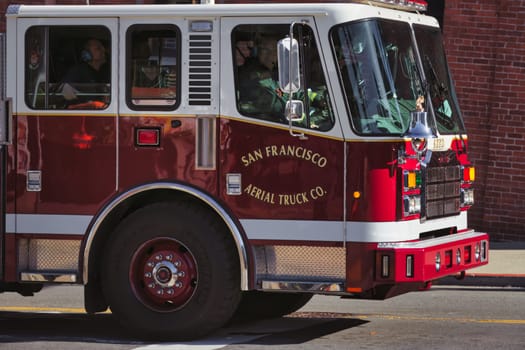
[349, 313, 525, 325]
[0, 306, 87, 313]
[132, 334, 266, 350]
[293, 312, 525, 325]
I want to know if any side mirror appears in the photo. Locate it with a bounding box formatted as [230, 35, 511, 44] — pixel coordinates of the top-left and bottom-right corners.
[277, 37, 301, 94]
[285, 100, 304, 122]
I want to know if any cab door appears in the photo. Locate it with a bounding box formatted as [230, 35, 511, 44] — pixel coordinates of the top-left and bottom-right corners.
[219, 17, 346, 244]
[14, 18, 118, 228]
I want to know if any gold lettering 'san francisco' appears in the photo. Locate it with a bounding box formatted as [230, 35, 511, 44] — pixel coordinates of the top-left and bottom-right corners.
[241, 148, 263, 167]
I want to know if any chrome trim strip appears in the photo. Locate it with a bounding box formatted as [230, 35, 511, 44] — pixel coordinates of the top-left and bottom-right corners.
[377, 230, 487, 249]
[195, 116, 216, 170]
[82, 182, 249, 290]
[20, 272, 78, 283]
[6, 214, 91, 235]
[261, 280, 345, 294]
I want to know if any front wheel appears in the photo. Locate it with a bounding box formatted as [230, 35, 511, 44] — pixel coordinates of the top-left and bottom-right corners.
[101, 202, 241, 339]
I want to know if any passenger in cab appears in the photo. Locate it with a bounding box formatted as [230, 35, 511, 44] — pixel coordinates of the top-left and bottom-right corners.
[61, 38, 110, 108]
[235, 34, 286, 121]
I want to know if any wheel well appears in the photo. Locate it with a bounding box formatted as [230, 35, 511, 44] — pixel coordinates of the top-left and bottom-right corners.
[83, 187, 246, 314]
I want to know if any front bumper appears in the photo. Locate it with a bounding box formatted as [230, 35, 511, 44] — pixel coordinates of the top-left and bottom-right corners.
[375, 230, 489, 283]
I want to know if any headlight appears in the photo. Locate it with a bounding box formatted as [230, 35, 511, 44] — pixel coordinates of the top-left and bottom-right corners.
[461, 188, 474, 206]
[403, 195, 421, 216]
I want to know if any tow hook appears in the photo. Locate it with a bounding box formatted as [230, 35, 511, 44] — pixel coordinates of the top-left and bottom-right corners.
[455, 271, 466, 280]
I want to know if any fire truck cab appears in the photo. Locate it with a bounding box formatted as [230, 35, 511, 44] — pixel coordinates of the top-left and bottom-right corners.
[0, 0, 488, 339]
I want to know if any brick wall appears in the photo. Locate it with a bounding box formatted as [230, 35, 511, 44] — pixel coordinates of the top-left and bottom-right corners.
[443, 0, 525, 241]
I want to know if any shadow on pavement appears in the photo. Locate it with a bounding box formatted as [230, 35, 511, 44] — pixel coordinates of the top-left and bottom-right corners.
[435, 276, 525, 288]
[238, 317, 368, 345]
[0, 310, 368, 346]
[0, 312, 140, 344]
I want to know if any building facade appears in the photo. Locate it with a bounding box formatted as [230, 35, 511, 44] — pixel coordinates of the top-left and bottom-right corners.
[1, 0, 524, 241]
[443, 0, 525, 241]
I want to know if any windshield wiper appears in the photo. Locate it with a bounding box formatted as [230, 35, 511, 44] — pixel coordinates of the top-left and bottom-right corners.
[423, 55, 455, 130]
[424, 55, 448, 101]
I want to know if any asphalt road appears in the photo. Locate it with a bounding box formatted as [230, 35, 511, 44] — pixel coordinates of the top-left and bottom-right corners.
[0, 283, 523, 349]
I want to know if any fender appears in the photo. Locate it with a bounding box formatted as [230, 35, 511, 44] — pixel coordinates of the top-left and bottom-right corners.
[81, 182, 250, 290]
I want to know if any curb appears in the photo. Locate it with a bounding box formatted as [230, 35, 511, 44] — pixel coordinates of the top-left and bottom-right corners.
[465, 273, 525, 278]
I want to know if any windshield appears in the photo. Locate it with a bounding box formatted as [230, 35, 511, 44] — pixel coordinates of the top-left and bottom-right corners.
[414, 25, 465, 134]
[332, 19, 466, 136]
[332, 19, 423, 135]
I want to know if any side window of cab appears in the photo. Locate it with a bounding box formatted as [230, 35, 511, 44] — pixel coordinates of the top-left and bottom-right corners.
[232, 24, 334, 131]
[25, 26, 111, 110]
[125, 24, 180, 110]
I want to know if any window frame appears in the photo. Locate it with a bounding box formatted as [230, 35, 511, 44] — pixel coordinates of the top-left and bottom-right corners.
[24, 24, 111, 111]
[125, 23, 181, 111]
[231, 23, 335, 132]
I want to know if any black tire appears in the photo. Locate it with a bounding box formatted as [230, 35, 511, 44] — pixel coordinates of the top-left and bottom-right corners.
[101, 201, 241, 340]
[233, 291, 313, 320]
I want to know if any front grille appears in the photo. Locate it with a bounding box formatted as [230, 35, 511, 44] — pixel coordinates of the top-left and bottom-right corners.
[424, 165, 461, 219]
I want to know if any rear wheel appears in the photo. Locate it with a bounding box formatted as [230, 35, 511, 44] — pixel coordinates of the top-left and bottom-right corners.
[233, 291, 313, 320]
[101, 202, 240, 339]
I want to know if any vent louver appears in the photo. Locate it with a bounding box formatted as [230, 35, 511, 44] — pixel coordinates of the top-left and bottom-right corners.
[188, 34, 212, 106]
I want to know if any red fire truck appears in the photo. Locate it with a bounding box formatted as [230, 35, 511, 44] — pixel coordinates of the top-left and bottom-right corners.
[0, 0, 488, 339]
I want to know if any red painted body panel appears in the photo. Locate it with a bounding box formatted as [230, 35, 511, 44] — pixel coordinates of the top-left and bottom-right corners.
[8, 114, 216, 216]
[219, 118, 344, 220]
[346, 141, 402, 221]
[9, 113, 469, 225]
[118, 116, 216, 194]
[10, 115, 116, 215]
